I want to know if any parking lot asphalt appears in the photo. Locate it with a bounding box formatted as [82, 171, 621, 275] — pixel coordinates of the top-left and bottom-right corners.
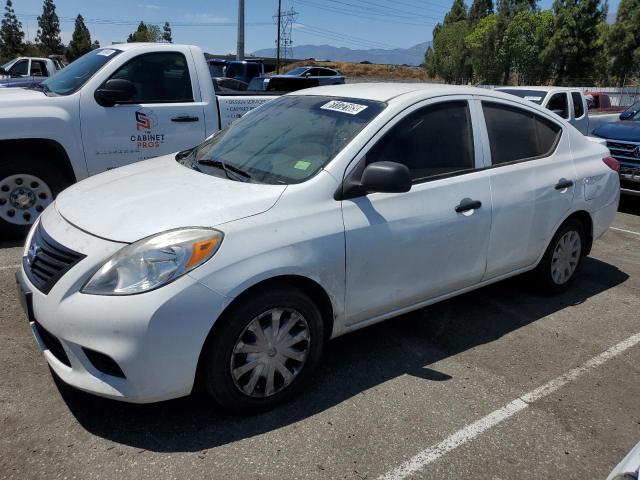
[1, 197, 639, 480]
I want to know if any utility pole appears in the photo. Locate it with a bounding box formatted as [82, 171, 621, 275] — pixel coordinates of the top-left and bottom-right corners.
[236, 0, 245, 60]
[276, 0, 282, 73]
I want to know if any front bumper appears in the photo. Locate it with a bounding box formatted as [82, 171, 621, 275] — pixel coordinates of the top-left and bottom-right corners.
[17, 206, 230, 403]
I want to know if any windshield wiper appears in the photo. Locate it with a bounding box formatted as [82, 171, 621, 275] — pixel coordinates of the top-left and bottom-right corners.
[197, 158, 252, 181]
[28, 83, 50, 94]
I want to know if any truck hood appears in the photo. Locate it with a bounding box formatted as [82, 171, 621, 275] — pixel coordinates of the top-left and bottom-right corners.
[55, 154, 287, 243]
[593, 121, 640, 142]
[0, 86, 48, 102]
[0, 78, 39, 88]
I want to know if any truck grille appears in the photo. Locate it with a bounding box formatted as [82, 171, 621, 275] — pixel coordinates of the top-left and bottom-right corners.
[23, 223, 85, 294]
[606, 140, 640, 168]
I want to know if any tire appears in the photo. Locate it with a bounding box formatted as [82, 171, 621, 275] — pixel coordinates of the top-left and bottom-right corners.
[0, 155, 70, 239]
[531, 218, 586, 295]
[200, 286, 324, 414]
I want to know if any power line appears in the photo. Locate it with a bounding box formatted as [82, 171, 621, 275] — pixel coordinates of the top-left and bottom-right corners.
[350, 0, 448, 17]
[296, 23, 400, 49]
[291, 0, 437, 26]
[316, 0, 441, 21]
[15, 13, 272, 27]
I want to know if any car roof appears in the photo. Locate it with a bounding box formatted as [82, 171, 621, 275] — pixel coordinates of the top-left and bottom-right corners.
[292, 83, 500, 103]
[496, 86, 579, 92]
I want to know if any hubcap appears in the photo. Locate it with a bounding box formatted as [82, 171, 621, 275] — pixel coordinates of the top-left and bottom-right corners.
[0, 174, 53, 226]
[551, 230, 581, 285]
[230, 308, 311, 398]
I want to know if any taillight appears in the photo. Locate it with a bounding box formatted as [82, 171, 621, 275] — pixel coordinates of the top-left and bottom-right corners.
[603, 156, 620, 173]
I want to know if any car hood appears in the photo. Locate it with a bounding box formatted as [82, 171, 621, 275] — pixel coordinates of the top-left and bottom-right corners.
[55, 154, 287, 243]
[593, 121, 640, 142]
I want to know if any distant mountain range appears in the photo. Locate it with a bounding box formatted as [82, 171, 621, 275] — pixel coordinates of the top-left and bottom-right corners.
[252, 41, 431, 66]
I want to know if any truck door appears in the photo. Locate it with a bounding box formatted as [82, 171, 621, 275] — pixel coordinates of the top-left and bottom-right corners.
[80, 51, 206, 175]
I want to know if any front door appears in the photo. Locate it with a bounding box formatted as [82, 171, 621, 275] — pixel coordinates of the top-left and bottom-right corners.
[342, 99, 492, 325]
[80, 51, 206, 175]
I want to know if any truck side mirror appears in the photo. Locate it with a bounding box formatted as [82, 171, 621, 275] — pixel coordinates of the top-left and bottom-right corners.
[95, 79, 137, 107]
[361, 161, 412, 194]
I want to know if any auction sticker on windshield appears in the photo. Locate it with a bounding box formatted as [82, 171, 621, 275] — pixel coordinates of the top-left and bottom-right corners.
[321, 100, 368, 115]
[97, 49, 116, 57]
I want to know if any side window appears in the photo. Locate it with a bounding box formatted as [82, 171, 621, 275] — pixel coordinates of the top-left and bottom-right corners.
[546, 93, 569, 119]
[31, 61, 47, 77]
[482, 102, 562, 165]
[108, 52, 193, 103]
[366, 101, 475, 182]
[319, 69, 335, 76]
[10, 60, 28, 76]
[571, 92, 584, 118]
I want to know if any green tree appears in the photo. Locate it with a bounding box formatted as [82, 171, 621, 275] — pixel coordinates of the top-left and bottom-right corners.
[92, 39, 100, 49]
[36, 0, 63, 55]
[607, 0, 640, 85]
[444, 0, 468, 25]
[542, 0, 607, 85]
[432, 20, 472, 83]
[0, 0, 24, 60]
[465, 14, 504, 83]
[66, 14, 93, 62]
[127, 21, 162, 42]
[468, 0, 494, 25]
[423, 46, 436, 77]
[162, 22, 172, 43]
[502, 10, 554, 84]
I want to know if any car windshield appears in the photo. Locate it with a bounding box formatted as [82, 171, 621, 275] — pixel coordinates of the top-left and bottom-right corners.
[498, 89, 546, 105]
[179, 95, 386, 184]
[41, 48, 121, 95]
[285, 67, 308, 76]
[1, 59, 16, 70]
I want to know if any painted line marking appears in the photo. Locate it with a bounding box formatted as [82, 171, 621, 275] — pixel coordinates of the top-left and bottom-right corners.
[0, 264, 20, 272]
[610, 226, 640, 236]
[379, 332, 640, 480]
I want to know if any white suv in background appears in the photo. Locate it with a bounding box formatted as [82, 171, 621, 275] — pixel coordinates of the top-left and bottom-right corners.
[16, 84, 620, 413]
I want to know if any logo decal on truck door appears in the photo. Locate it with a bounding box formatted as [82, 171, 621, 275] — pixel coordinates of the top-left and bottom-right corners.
[131, 110, 165, 151]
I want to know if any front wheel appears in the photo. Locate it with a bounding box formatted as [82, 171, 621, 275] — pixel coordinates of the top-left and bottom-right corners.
[531, 218, 585, 294]
[0, 156, 70, 238]
[199, 287, 324, 414]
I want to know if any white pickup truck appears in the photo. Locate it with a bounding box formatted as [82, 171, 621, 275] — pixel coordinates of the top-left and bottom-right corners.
[0, 43, 279, 234]
[495, 86, 619, 135]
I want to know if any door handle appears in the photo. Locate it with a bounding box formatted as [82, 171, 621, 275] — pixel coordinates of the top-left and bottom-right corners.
[455, 199, 482, 213]
[554, 179, 574, 190]
[171, 115, 200, 123]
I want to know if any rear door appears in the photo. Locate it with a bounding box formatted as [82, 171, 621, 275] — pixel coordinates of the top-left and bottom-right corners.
[479, 98, 576, 279]
[80, 50, 206, 175]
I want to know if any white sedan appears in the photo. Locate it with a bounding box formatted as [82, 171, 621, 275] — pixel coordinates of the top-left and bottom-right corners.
[16, 84, 620, 413]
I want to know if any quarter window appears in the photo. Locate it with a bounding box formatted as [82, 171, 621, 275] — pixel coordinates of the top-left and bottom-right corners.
[107, 52, 193, 103]
[482, 102, 562, 165]
[366, 101, 475, 182]
[571, 92, 584, 118]
[547, 93, 569, 119]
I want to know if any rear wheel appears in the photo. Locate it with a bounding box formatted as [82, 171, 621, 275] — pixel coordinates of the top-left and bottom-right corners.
[200, 287, 324, 414]
[531, 218, 585, 294]
[0, 156, 70, 238]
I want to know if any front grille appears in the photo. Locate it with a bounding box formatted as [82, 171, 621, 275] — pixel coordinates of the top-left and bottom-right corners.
[33, 321, 71, 367]
[606, 140, 640, 167]
[23, 223, 85, 294]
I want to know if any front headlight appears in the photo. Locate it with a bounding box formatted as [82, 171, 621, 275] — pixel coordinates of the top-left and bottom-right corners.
[82, 228, 223, 295]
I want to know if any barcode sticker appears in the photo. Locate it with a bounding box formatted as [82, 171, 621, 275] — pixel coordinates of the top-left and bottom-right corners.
[97, 49, 117, 57]
[320, 100, 368, 115]
[524, 96, 542, 101]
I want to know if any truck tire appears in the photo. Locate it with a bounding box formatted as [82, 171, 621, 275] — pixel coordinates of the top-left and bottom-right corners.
[0, 156, 70, 238]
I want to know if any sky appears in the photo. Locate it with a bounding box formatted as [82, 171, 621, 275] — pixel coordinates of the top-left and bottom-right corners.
[12, 0, 621, 54]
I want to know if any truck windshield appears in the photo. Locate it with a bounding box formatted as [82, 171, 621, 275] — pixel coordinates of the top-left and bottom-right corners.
[180, 95, 386, 184]
[41, 48, 121, 95]
[498, 89, 546, 105]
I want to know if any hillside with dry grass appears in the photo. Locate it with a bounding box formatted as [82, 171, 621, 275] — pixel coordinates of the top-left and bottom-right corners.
[281, 60, 431, 82]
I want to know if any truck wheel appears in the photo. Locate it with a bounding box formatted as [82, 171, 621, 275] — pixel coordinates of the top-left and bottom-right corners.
[199, 287, 324, 414]
[0, 156, 70, 238]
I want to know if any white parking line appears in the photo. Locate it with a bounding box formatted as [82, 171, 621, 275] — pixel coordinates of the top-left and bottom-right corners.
[0, 264, 20, 272]
[610, 226, 640, 236]
[379, 332, 640, 480]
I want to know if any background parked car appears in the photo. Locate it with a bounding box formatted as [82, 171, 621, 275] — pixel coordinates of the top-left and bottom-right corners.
[619, 100, 640, 120]
[272, 65, 345, 86]
[212, 77, 248, 93]
[0, 57, 62, 88]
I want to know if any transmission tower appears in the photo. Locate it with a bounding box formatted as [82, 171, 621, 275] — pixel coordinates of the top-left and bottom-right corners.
[274, 6, 297, 69]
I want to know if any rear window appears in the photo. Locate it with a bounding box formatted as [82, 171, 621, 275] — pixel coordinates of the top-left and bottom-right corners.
[482, 102, 562, 165]
[498, 89, 546, 105]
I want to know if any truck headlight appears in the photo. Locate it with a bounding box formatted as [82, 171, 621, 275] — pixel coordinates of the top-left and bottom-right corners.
[82, 228, 223, 295]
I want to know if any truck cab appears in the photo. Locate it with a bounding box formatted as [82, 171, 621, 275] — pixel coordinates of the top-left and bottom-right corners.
[0, 57, 60, 89]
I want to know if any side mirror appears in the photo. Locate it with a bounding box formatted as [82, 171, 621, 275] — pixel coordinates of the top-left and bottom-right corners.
[94, 79, 137, 107]
[0, 67, 6, 75]
[361, 161, 412, 194]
